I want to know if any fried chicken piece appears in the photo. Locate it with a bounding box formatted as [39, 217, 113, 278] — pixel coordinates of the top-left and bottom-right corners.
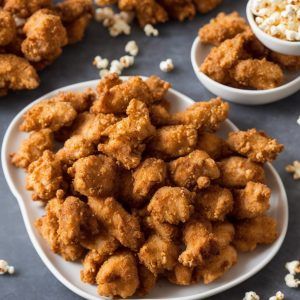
[232, 182, 271, 219]
[21, 9, 68, 63]
[96, 251, 139, 298]
[91, 76, 154, 114]
[148, 186, 195, 225]
[217, 156, 265, 188]
[167, 263, 194, 285]
[149, 102, 172, 126]
[3, 0, 53, 18]
[169, 150, 220, 190]
[148, 125, 197, 159]
[96, 72, 122, 94]
[193, 0, 222, 14]
[68, 155, 118, 197]
[227, 129, 284, 163]
[136, 264, 157, 296]
[118, 0, 168, 27]
[138, 234, 180, 274]
[199, 12, 248, 46]
[179, 217, 218, 267]
[0, 9, 16, 46]
[230, 58, 284, 90]
[269, 51, 300, 71]
[233, 215, 278, 252]
[197, 133, 231, 160]
[145, 75, 171, 102]
[0, 54, 39, 96]
[88, 196, 144, 250]
[159, 0, 196, 21]
[10, 129, 53, 169]
[196, 185, 233, 221]
[26, 150, 65, 201]
[212, 221, 235, 249]
[98, 99, 156, 169]
[81, 250, 104, 284]
[194, 245, 237, 284]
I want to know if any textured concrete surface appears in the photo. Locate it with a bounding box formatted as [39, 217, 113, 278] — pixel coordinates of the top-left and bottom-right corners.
[0, 0, 299, 299]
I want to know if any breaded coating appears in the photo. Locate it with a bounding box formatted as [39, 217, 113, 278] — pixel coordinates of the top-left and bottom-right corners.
[230, 59, 283, 90]
[167, 263, 194, 285]
[91, 76, 154, 114]
[169, 150, 220, 190]
[145, 75, 171, 102]
[232, 182, 271, 219]
[148, 125, 198, 159]
[227, 129, 284, 163]
[233, 215, 278, 252]
[212, 221, 235, 249]
[0, 54, 39, 96]
[199, 12, 248, 46]
[68, 155, 118, 198]
[149, 103, 171, 126]
[196, 185, 233, 221]
[179, 217, 218, 267]
[81, 250, 104, 284]
[88, 197, 143, 250]
[195, 245, 237, 284]
[217, 156, 265, 188]
[193, 0, 222, 13]
[197, 133, 231, 160]
[159, 0, 196, 21]
[138, 234, 180, 274]
[98, 99, 156, 169]
[148, 186, 195, 225]
[11, 129, 53, 169]
[136, 264, 157, 296]
[3, 0, 53, 18]
[21, 9, 68, 63]
[96, 72, 122, 94]
[269, 51, 300, 71]
[96, 251, 139, 298]
[26, 150, 65, 201]
[56, 135, 96, 165]
[0, 9, 16, 46]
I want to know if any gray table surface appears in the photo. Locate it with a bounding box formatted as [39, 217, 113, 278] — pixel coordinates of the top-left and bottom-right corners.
[0, 0, 299, 299]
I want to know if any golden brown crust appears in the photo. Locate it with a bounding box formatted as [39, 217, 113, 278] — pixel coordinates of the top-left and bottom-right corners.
[0, 9, 16, 46]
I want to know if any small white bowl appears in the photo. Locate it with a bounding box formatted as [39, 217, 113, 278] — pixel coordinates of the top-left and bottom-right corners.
[246, 0, 300, 56]
[191, 37, 300, 105]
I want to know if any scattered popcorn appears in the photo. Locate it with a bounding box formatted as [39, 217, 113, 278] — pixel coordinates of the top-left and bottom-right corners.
[243, 291, 260, 300]
[120, 55, 134, 68]
[99, 69, 110, 79]
[285, 273, 300, 288]
[93, 56, 109, 69]
[159, 58, 174, 72]
[286, 260, 300, 275]
[269, 291, 285, 300]
[125, 41, 139, 56]
[0, 260, 14, 275]
[109, 59, 124, 75]
[144, 24, 159, 37]
[286, 161, 300, 179]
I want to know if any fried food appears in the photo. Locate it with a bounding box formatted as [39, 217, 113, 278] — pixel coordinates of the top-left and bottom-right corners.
[145, 75, 171, 102]
[217, 156, 265, 188]
[199, 12, 248, 45]
[212, 221, 235, 249]
[0, 54, 39, 96]
[233, 215, 278, 252]
[149, 102, 171, 126]
[193, 0, 222, 14]
[169, 150, 220, 190]
[136, 264, 157, 296]
[167, 262, 194, 285]
[227, 129, 284, 163]
[11, 129, 53, 169]
[159, 0, 196, 21]
[0, 9, 16, 46]
[269, 51, 300, 71]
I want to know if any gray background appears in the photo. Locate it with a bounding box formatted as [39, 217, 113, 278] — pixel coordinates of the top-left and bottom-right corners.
[0, 0, 299, 299]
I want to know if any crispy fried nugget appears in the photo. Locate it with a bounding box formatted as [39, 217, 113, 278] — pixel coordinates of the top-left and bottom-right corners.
[167, 262, 194, 285]
[217, 156, 265, 188]
[0, 54, 39, 96]
[11, 129, 53, 169]
[148, 187, 195, 225]
[269, 51, 300, 71]
[212, 221, 235, 249]
[169, 150, 220, 190]
[193, 0, 222, 14]
[145, 75, 171, 102]
[159, 0, 196, 21]
[98, 99, 156, 169]
[96, 250, 139, 298]
[68, 155, 118, 197]
[232, 182, 271, 219]
[138, 234, 180, 274]
[88, 196, 144, 250]
[196, 185, 233, 221]
[233, 215, 278, 252]
[136, 264, 157, 296]
[149, 102, 172, 126]
[21, 9, 68, 63]
[96, 72, 122, 94]
[26, 150, 65, 201]
[0, 9, 16, 46]
[227, 129, 284, 163]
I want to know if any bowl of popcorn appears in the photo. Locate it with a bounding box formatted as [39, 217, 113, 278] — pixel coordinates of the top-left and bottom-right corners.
[247, 0, 300, 56]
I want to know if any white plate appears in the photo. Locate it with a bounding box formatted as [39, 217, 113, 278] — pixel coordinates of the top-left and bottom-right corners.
[1, 79, 288, 300]
[191, 36, 300, 105]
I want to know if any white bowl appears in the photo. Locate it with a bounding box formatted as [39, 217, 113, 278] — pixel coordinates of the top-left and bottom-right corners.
[1, 79, 288, 300]
[246, 0, 300, 56]
[191, 37, 300, 105]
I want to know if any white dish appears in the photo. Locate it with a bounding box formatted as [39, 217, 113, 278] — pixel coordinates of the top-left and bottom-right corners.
[191, 37, 300, 106]
[1, 79, 288, 300]
[246, 0, 300, 56]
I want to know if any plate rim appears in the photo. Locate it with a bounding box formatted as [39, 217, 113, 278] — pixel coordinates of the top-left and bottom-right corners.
[1, 79, 289, 300]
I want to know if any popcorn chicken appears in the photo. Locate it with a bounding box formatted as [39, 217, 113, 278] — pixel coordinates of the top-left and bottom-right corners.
[167, 263, 194, 285]
[136, 264, 157, 296]
[159, 0, 196, 21]
[149, 102, 172, 126]
[0, 9, 16, 46]
[212, 221, 235, 249]
[10, 129, 53, 169]
[227, 129, 284, 163]
[145, 75, 171, 102]
[269, 51, 300, 71]
[193, 0, 222, 14]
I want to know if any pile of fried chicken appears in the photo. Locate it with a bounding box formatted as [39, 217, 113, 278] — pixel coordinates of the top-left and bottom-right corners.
[0, 0, 93, 96]
[11, 74, 284, 298]
[199, 12, 300, 90]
